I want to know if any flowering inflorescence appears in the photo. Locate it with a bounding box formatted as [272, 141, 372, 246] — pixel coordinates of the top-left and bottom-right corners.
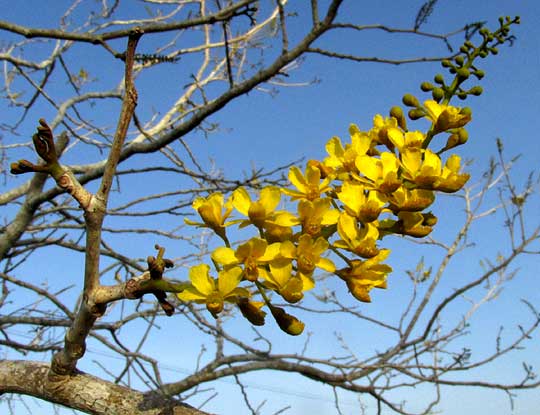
[178, 18, 519, 335]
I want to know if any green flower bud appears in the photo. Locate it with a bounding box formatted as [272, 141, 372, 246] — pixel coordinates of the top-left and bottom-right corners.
[408, 108, 425, 120]
[459, 45, 469, 54]
[490, 47, 499, 55]
[479, 27, 490, 36]
[390, 106, 407, 130]
[431, 87, 445, 102]
[441, 59, 452, 68]
[454, 56, 465, 66]
[420, 82, 433, 92]
[469, 86, 483, 96]
[434, 74, 445, 84]
[479, 50, 488, 58]
[473, 70, 485, 80]
[456, 68, 470, 79]
[402, 94, 419, 107]
[457, 93, 467, 100]
[443, 133, 460, 151]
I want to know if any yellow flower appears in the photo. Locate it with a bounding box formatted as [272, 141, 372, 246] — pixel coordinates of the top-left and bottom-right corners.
[370, 114, 398, 148]
[280, 234, 335, 276]
[185, 193, 235, 240]
[398, 211, 435, 237]
[334, 212, 380, 258]
[337, 249, 392, 303]
[400, 148, 442, 189]
[389, 187, 435, 212]
[259, 257, 304, 303]
[355, 152, 402, 194]
[211, 238, 280, 281]
[337, 180, 386, 223]
[387, 128, 426, 152]
[424, 100, 471, 133]
[177, 264, 248, 317]
[297, 198, 339, 237]
[282, 164, 333, 201]
[435, 154, 470, 192]
[323, 124, 371, 174]
[232, 186, 296, 229]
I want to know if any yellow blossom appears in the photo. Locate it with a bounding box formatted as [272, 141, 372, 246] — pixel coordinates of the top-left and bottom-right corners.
[435, 154, 470, 192]
[232, 186, 296, 229]
[282, 164, 333, 201]
[259, 257, 305, 303]
[323, 124, 371, 174]
[212, 238, 280, 281]
[280, 234, 335, 277]
[177, 264, 248, 317]
[370, 114, 398, 148]
[355, 152, 402, 194]
[337, 180, 386, 223]
[297, 198, 339, 237]
[387, 128, 426, 152]
[389, 187, 435, 212]
[400, 148, 442, 189]
[424, 100, 471, 133]
[334, 212, 380, 258]
[397, 211, 435, 237]
[185, 193, 235, 240]
[337, 249, 392, 303]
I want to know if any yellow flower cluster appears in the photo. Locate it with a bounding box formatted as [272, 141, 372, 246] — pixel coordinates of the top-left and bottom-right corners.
[180, 99, 472, 335]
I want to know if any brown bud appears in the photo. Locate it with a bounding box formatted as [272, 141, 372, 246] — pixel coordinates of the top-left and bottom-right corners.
[269, 305, 305, 336]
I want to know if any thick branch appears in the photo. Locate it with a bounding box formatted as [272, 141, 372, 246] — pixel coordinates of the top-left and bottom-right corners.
[0, 360, 210, 415]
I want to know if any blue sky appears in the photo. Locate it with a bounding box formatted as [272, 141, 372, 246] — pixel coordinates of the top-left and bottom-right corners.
[1, 1, 540, 414]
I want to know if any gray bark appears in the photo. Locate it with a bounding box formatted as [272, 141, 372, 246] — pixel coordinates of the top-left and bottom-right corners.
[0, 360, 212, 415]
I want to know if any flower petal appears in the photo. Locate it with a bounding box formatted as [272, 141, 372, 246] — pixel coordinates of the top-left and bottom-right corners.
[218, 266, 243, 296]
[189, 264, 214, 294]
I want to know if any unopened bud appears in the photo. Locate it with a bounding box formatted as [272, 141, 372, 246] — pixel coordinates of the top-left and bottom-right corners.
[420, 82, 433, 92]
[456, 68, 470, 79]
[389, 106, 407, 130]
[10, 160, 36, 174]
[269, 305, 305, 336]
[434, 74, 445, 84]
[408, 108, 425, 120]
[431, 87, 445, 102]
[441, 59, 452, 68]
[238, 298, 266, 326]
[444, 133, 460, 150]
[457, 128, 468, 144]
[473, 70, 485, 80]
[454, 56, 465, 66]
[469, 86, 483, 96]
[402, 94, 419, 107]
